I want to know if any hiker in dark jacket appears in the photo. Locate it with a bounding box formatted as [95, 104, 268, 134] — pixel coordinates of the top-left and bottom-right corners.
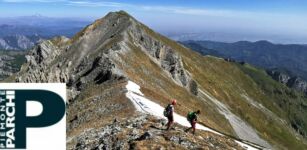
[164, 99, 177, 130]
[185, 110, 200, 134]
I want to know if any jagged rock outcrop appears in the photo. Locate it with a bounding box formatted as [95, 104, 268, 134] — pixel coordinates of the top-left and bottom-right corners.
[127, 15, 197, 95]
[26, 40, 62, 66]
[17, 40, 68, 83]
[267, 70, 307, 95]
[287, 77, 307, 95]
[267, 70, 291, 84]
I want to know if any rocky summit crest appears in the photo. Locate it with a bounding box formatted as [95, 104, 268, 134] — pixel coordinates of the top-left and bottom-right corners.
[16, 10, 198, 98]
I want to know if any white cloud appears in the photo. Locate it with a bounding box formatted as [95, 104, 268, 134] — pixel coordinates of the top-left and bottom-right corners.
[139, 5, 276, 19]
[140, 6, 233, 17]
[67, 1, 126, 7]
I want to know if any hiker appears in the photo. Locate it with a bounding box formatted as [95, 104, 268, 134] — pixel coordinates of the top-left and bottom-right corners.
[164, 99, 177, 130]
[185, 110, 200, 134]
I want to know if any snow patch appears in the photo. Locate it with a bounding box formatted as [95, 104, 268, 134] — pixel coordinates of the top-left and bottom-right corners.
[125, 81, 261, 150]
[126, 81, 144, 96]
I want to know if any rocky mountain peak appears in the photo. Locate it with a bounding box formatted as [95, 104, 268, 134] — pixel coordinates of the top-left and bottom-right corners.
[16, 10, 198, 100]
[69, 10, 134, 44]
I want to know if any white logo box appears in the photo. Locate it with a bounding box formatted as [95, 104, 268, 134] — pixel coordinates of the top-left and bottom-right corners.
[0, 83, 66, 150]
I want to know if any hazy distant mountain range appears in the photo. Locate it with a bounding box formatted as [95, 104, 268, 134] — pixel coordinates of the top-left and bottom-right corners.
[0, 24, 84, 38]
[181, 40, 307, 94]
[0, 15, 91, 36]
[0, 34, 43, 50]
[0, 15, 91, 50]
[168, 32, 307, 45]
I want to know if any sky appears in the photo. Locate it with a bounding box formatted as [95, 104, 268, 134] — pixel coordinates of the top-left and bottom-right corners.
[1, 0, 307, 43]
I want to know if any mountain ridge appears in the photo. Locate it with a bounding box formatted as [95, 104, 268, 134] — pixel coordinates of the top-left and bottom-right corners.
[5, 11, 307, 149]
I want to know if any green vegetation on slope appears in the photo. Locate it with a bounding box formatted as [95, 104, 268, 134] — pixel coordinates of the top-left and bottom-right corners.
[237, 63, 307, 138]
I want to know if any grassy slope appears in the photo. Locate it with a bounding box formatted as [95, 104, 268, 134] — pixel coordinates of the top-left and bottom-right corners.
[139, 25, 307, 149]
[237, 63, 307, 136]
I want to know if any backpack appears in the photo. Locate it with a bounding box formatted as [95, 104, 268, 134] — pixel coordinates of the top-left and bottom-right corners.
[163, 104, 172, 117]
[187, 112, 195, 122]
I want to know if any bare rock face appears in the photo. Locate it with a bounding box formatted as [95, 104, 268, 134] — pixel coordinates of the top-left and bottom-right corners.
[17, 40, 68, 83]
[160, 48, 189, 86]
[267, 70, 291, 84]
[26, 40, 62, 66]
[126, 17, 197, 95]
[267, 70, 307, 95]
[287, 77, 307, 95]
